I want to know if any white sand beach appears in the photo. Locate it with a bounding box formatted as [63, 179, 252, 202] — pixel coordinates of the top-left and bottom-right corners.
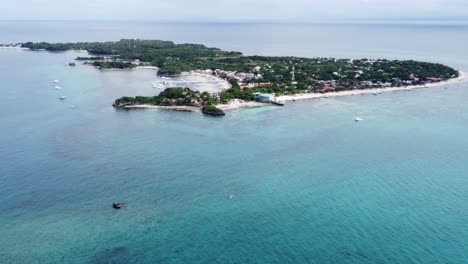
[135, 66, 159, 70]
[276, 71, 466, 102]
[217, 101, 268, 110]
[124, 101, 267, 112]
[121, 71, 465, 112]
[123, 105, 200, 111]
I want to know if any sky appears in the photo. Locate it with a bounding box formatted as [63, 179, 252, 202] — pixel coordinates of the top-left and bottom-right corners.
[2, 0, 468, 21]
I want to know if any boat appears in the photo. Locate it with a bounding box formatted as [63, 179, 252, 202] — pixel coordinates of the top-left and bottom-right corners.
[355, 117, 363, 122]
[54, 86, 61, 90]
[112, 203, 122, 209]
[53, 80, 60, 84]
[59, 96, 67, 100]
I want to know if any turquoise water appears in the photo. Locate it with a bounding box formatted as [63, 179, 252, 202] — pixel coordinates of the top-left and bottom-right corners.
[1, 22, 468, 263]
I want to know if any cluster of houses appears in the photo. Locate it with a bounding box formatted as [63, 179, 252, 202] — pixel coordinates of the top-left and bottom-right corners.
[191, 69, 263, 83]
[239, 82, 273, 90]
[313, 75, 444, 93]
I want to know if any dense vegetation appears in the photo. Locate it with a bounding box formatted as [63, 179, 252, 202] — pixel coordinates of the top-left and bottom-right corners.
[201, 105, 225, 116]
[92, 61, 136, 69]
[76, 56, 106, 61]
[19, 39, 460, 98]
[20, 39, 243, 72]
[113, 87, 217, 108]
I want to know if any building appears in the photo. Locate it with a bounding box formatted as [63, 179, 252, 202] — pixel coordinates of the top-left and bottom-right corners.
[257, 82, 273, 87]
[318, 85, 335, 93]
[253, 92, 275, 103]
[426, 77, 442, 82]
[245, 73, 255, 79]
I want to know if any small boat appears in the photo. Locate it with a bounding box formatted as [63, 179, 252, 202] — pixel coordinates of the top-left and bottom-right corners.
[53, 80, 60, 84]
[229, 194, 235, 200]
[54, 86, 61, 90]
[59, 96, 67, 100]
[112, 203, 122, 209]
[355, 117, 363, 122]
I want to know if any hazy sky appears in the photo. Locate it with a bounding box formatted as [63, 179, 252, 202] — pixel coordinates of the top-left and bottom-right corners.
[3, 0, 468, 21]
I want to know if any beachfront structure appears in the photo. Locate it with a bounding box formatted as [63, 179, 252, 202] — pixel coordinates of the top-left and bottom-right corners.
[426, 77, 442, 82]
[253, 92, 275, 103]
[318, 85, 336, 93]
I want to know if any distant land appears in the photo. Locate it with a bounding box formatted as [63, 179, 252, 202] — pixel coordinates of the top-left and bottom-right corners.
[7, 39, 462, 116]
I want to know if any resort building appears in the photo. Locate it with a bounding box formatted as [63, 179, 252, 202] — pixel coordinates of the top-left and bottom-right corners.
[253, 92, 275, 102]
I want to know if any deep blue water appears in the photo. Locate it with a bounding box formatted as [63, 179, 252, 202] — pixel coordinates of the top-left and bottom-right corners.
[1, 21, 468, 263]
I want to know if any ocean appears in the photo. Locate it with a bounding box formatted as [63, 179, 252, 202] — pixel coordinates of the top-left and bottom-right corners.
[0, 21, 467, 263]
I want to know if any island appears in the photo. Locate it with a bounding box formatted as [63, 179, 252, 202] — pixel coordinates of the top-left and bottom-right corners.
[15, 39, 463, 116]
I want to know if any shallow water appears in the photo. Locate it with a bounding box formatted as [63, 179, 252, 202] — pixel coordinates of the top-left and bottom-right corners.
[1, 22, 468, 263]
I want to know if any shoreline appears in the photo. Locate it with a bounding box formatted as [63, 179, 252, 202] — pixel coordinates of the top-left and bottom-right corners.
[276, 71, 466, 102]
[0, 46, 29, 50]
[184, 71, 232, 90]
[98, 66, 159, 71]
[121, 101, 268, 112]
[122, 105, 200, 112]
[118, 71, 465, 112]
[217, 101, 268, 110]
[135, 66, 159, 70]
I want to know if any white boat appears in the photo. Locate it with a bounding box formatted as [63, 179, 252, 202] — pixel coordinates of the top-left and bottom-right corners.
[53, 80, 60, 84]
[59, 96, 67, 100]
[355, 117, 363, 122]
[152, 82, 165, 89]
[54, 86, 61, 90]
